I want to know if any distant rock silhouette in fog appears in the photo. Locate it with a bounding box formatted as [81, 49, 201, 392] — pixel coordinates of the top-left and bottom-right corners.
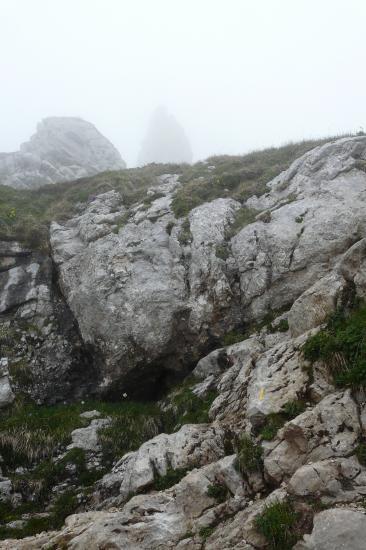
[138, 107, 192, 166]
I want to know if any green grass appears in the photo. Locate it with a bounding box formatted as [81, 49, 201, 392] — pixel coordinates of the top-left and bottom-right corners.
[171, 135, 354, 218]
[225, 207, 258, 239]
[0, 398, 161, 470]
[259, 400, 306, 441]
[235, 435, 262, 474]
[162, 378, 217, 433]
[255, 500, 300, 550]
[302, 304, 366, 388]
[0, 164, 180, 250]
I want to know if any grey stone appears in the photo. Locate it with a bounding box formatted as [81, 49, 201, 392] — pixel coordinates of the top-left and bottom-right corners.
[0, 117, 125, 189]
[295, 508, 366, 550]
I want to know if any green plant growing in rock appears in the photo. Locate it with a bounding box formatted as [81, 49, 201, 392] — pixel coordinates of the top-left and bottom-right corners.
[162, 378, 217, 433]
[255, 500, 300, 550]
[98, 412, 161, 467]
[178, 217, 192, 246]
[153, 467, 188, 491]
[199, 526, 215, 540]
[259, 400, 306, 441]
[225, 207, 258, 239]
[207, 482, 229, 503]
[235, 434, 262, 474]
[221, 329, 246, 346]
[303, 304, 366, 388]
[356, 442, 366, 466]
[215, 243, 230, 260]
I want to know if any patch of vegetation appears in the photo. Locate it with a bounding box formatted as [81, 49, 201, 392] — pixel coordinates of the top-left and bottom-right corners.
[98, 408, 161, 467]
[153, 467, 189, 491]
[199, 526, 215, 540]
[215, 243, 230, 261]
[0, 164, 180, 250]
[255, 500, 300, 550]
[302, 304, 366, 388]
[259, 400, 306, 441]
[50, 490, 79, 529]
[356, 443, 366, 466]
[178, 217, 192, 246]
[221, 329, 246, 346]
[165, 221, 175, 235]
[207, 482, 229, 503]
[0, 398, 161, 471]
[235, 435, 262, 474]
[171, 137, 352, 218]
[162, 378, 217, 433]
[268, 318, 289, 333]
[225, 207, 258, 239]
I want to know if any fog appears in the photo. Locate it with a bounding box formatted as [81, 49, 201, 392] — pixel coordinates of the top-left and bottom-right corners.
[1, 0, 365, 166]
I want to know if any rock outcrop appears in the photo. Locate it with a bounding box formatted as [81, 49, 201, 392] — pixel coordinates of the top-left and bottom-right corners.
[2, 136, 366, 548]
[0, 117, 125, 189]
[50, 135, 366, 397]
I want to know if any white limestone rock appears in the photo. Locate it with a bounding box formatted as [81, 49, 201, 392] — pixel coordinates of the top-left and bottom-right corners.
[0, 117, 125, 189]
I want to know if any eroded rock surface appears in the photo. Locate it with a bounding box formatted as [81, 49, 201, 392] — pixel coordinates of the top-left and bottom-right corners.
[50, 136, 366, 395]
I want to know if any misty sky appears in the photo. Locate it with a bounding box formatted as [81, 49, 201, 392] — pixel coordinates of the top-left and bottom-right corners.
[1, 0, 366, 167]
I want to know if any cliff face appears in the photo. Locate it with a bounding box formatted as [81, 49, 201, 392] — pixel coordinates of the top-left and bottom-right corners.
[1, 136, 366, 548]
[0, 117, 126, 189]
[49, 136, 366, 397]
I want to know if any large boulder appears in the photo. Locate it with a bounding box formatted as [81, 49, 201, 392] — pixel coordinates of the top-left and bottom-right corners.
[0, 117, 125, 189]
[295, 508, 366, 550]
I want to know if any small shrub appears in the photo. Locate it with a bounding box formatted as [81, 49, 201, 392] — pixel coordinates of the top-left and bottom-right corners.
[207, 482, 228, 503]
[255, 500, 300, 550]
[153, 467, 188, 491]
[199, 526, 215, 540]
[235, 435, 262, 474]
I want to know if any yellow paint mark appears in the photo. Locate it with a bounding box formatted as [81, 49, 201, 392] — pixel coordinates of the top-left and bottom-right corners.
[259, 387, 265, 401]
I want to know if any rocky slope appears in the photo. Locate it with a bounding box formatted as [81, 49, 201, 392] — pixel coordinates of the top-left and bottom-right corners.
[49, 135, 366, 398]
[1, 136, 366, 547]
[0, 117, 125, 189]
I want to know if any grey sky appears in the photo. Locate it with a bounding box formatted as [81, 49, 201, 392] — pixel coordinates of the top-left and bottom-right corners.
[1, 0, 365, 166]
